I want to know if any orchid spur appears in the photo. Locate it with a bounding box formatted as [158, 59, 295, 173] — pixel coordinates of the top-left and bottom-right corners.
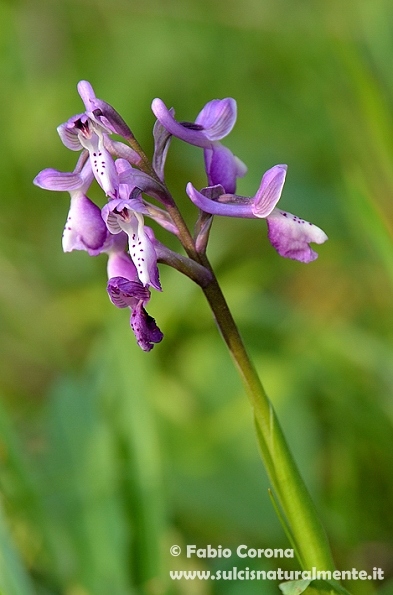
[186, 164, 328, 263]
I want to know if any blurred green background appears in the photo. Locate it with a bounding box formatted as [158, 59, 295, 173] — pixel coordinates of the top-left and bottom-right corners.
[1, 0, 393, 593]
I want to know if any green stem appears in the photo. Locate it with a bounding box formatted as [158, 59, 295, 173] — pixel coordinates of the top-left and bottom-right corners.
[200, 271, 335, 571]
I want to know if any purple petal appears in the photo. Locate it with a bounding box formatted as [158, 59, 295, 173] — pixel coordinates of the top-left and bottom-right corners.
[107, 276, 150, 308]
[77, 80, 97, 110]
[34, 159, 94, 193]
[102, 198, 145, 235]
[204, 144, 247, 193]
[143, 205, 179, 236]
[130, 301, 163, 352]
[115, 158, 133, 177]
[80, 133, 119, 198]
[107, 250, 138, 282]
[118, 162, 168, 205]
[195, 98, 237, 140]
[62, 194, 108, 255]
[251, 165, 287, 218]
[186, 183, 254, 217]
[102, 198, 145, 234]
[90, 98, 134, 138]
[57, 117, 86, 151]
[102, 203, 124, 235]
[106, 231, 128, 253]
[153, 113, 173, 181]
[77, 81, 134, 138]
[33, 168, 85, 192]
[151, 98, 211, 148]
[129, 220, 161, 291]
[105, 138, 143, 167]
[266, 208, 328, 263]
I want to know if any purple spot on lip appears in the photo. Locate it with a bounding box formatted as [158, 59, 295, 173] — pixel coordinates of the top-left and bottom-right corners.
[180, 121, 204, 131]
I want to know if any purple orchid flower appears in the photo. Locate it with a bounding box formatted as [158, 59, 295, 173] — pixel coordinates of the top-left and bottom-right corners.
[77, 80, 144, 168]
[102, 160, 161, 290]
[186, 164, 328, 263]
[116, 157, 171, 207]
[77, 80, 134, 140]
[151, 97, 247, 193]
[102, 198, 161, 289]
[151, 97, 237, 146]
[57, 82, 120, 199]
[33, 159, 108, 256]
[115, 158, 178, 232]
[107, 249, 163, 351]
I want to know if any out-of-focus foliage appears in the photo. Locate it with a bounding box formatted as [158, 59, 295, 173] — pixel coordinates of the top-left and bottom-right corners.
[1, 0, 393, 593]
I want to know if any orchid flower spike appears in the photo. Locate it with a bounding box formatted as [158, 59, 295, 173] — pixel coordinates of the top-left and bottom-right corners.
[33, 159, 108, 256]
[186, 164, 328, 263]
[151, 97, 247, 193]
